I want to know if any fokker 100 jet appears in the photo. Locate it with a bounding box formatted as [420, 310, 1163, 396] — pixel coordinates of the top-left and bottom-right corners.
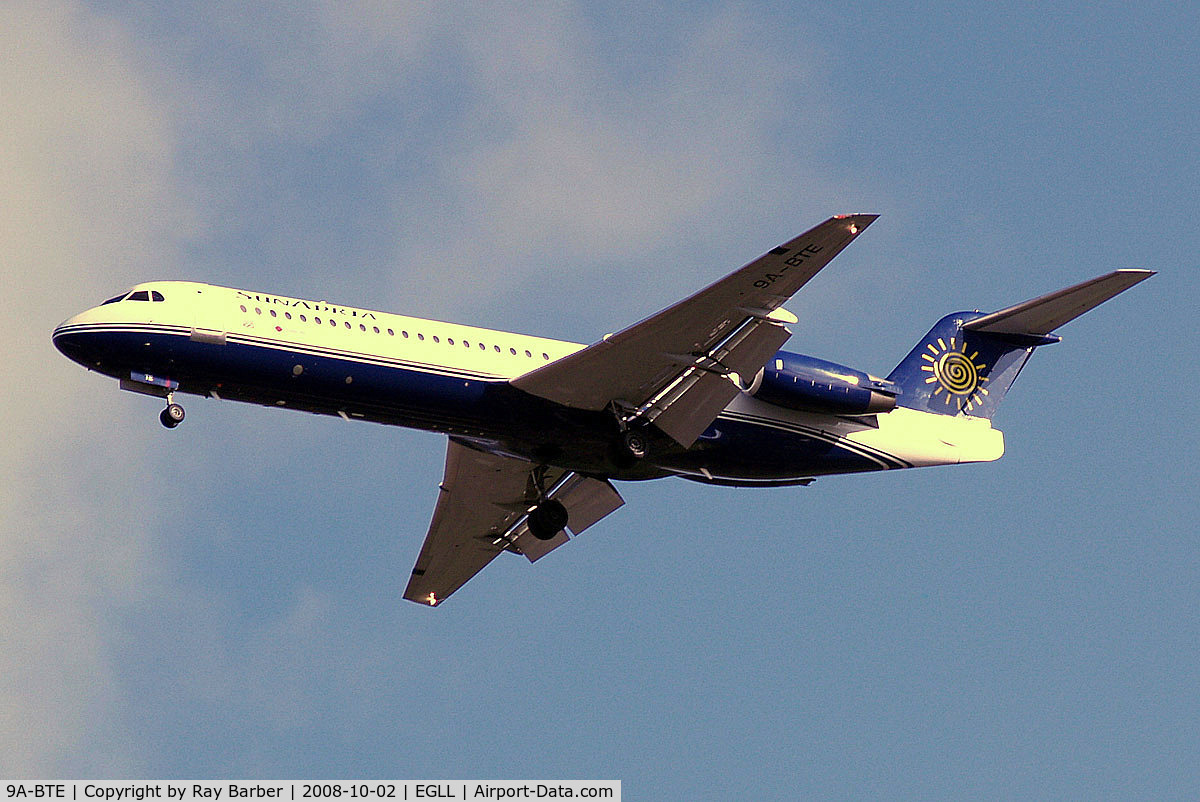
[53, 215, 1152, 606]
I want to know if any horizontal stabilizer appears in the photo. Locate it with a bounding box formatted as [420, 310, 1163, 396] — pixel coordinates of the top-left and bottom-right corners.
[963, 269, 1154, 336]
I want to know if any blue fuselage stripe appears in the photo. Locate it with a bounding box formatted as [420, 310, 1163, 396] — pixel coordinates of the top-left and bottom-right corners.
[54, 324, 907, 482]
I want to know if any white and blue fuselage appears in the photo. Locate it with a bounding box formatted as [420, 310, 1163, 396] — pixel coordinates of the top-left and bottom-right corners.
[53, 280, 1004, 485]
[50, 211, 1151, 607]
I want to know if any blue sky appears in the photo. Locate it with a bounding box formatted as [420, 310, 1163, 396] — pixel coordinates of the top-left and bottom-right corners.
[4, 1, 1198, 796]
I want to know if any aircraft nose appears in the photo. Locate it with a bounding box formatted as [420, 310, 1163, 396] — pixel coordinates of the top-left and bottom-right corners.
[52, 311, 97, 366]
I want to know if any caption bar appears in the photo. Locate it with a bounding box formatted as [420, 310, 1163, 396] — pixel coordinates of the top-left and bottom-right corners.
[4, 784, 618, 802]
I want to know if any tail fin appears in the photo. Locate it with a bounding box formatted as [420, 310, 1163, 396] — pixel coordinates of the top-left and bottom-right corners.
[887, 270, 1153, 418]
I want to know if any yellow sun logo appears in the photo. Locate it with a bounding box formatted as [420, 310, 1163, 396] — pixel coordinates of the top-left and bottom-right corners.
[921, 337, 989, 412]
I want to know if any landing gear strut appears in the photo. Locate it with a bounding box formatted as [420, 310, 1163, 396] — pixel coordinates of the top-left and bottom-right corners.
[160, 394, 185, 429]
[605, 401, 650, 469]
[523, 466, 569, 541]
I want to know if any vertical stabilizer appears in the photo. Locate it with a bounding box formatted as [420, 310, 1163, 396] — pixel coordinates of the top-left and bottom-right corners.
[886, 270, 1153, 419]
[886, 314, 1041, 418]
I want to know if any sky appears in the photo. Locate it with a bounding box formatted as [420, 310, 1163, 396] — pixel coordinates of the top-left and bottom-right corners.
[2, 0, 1198, 795]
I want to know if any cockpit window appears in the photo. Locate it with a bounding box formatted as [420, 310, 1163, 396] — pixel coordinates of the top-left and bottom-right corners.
[128, 290, 151, 301]
[101, 293, 128, 305]
[151, 290, 165, 302]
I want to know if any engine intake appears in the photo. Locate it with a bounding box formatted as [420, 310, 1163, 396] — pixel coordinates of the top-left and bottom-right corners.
[747, 353, 898, 416]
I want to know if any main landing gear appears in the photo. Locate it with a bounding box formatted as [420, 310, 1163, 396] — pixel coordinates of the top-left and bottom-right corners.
[605, 402, 650, 469]
[524, 465, 569, 541]
[608, 427, 649, 469]
[159, 393, 185, 429]
[527, 498, 569, 541]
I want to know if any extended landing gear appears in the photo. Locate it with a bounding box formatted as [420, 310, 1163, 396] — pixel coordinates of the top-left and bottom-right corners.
[621, 429, 648, 460]
[523, 465, 569, 541]
[159, 395, 185, 429]
[609, 427, 649, 470]
[604, 401, 651, 470]
[527, 499, 569, 541]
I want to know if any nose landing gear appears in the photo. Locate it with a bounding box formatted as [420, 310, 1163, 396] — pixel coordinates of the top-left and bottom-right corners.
[159, 393, 185, 429]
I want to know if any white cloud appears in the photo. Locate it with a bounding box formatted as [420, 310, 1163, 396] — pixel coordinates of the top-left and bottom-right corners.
[155, 2, 834, 317]
[0, 0, 190, 774]
[0, 0, 855, 774]
[181, 1, 441, 144]
[373, 4, 839, 317]
[453, 5, 806, 249]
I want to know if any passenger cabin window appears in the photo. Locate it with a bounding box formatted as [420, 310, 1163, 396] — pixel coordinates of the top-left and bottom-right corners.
[128, 290, 150, 301]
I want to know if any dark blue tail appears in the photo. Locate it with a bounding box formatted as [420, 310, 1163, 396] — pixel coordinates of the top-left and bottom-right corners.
[886, 269, 1153, 419]
[886, 313, 1044, 419]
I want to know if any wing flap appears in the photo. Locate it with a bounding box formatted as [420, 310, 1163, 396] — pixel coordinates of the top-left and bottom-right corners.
[510, 474, 624, 562]
[644, 315, 792, 446]
[510, 525, 569, 562]
[558, 474, 625, 535]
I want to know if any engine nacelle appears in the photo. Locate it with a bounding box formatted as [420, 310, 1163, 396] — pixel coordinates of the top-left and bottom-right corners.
[746, 352, 898, 416]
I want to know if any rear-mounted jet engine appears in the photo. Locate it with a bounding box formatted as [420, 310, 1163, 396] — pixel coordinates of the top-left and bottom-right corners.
[744, 353, 898, 416]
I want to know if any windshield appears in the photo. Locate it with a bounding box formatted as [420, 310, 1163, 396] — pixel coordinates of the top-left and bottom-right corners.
[99, 289, 165, 304]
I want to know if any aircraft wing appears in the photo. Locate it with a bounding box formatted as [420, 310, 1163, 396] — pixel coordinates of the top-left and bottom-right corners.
[403, 438, 624, 606]
[512, 214, 877, 446]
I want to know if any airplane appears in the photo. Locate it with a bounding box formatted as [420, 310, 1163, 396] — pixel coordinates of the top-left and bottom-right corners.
[52, 215, 1152, 606]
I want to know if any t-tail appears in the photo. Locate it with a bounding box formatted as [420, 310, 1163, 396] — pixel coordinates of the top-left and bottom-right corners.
[887, 270, 1153, 418]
